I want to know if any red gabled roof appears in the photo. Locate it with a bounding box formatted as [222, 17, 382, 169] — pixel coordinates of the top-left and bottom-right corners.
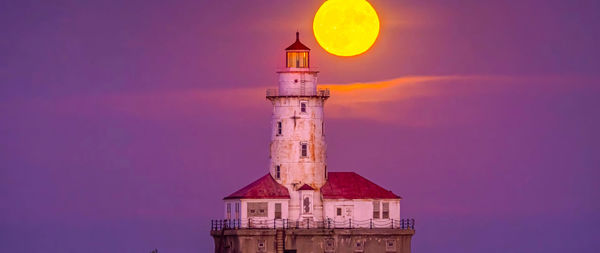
[298, 184, 315, 191]
[224, 174, 290, 200]
[321, 172, 401, 199]
[285, 32, 310, 51]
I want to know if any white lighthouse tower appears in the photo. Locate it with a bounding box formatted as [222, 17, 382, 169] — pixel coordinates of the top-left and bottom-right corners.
[214, 33, 413, 253]
[266, 32, 329, 221]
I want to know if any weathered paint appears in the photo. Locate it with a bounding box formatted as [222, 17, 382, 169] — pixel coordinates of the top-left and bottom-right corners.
[211, 228, 414, 253]
[267, 68, 328, 221]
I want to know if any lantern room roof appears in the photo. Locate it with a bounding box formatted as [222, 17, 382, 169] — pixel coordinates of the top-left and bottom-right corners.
[321, 172, 402, 199]
[285, 32, 310, 51]
[224, 174, 290, 199]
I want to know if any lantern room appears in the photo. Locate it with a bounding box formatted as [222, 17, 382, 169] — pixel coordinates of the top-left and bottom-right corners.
[285, 32, 310, 68]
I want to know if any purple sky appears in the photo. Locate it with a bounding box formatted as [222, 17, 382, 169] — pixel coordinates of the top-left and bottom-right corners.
[1, 0, 599, 252]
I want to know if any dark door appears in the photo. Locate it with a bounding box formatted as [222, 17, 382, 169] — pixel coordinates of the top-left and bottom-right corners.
[284, 250, 296, 253]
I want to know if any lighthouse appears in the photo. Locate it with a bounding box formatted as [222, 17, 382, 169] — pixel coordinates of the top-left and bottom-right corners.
[211, 33, 415, 253]
[267, 31, 329, 221]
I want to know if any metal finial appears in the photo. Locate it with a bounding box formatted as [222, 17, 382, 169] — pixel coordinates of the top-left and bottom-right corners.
[296, 31, 299, 41]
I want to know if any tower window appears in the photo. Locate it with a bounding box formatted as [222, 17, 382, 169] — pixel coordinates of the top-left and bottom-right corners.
[386, 240, 397, 251]
[325, 238, 335, 251]
[301, 142, 308, 157]
[275, 203, 282, 219]
[373, 201, 380, 219]
[303, 197, 311, 214]
[276, 165, 281, 179]
[248, 202, 268, 217]
[336, 208, 342, 216]
[382, 202, 390, 219]
[235, 202, 240, 219]
[276, 121, 282, 135]
[257, 240, 266, 252]
[355, 241, 364, 251]
[226, 203, 231, 219]
[300, 101, 307, 113]
[286, 52, 309, 68]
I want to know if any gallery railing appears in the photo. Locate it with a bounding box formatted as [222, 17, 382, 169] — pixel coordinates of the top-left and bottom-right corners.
[210, 218, 415, 231]
[266, 88, 330, 98]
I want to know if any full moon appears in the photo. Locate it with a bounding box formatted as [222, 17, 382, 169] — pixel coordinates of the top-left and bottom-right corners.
[313, 0, 380, 57]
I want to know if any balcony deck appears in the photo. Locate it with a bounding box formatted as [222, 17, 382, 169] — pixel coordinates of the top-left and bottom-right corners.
[210, 218, 415, 231]
[266, 88, 330, 99]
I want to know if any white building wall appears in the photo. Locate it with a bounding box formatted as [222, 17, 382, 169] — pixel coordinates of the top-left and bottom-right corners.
[240, 199, 289, 220]
[223, 200, 241, 220]
[323, 199, 401, 228]
[224, 199, 290, 228]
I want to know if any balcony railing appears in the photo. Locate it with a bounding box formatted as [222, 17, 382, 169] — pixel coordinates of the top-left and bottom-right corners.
[210, 218, 415, 231]
[266, 88, 330, 98]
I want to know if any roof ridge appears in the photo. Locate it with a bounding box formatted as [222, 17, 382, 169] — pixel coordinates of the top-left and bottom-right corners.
[224, 173, 290, 200]
[321, 172, 401, 199]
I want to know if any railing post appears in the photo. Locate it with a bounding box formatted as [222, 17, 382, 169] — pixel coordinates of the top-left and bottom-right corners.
[328, 218, 331, 229]
[349, 218, 352, 229]
[412, 218, 415, 229]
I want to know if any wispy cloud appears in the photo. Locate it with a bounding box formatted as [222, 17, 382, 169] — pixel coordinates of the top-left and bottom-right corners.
[95, 75, 473, 122]
[52, 74, 579, 125]
[320, 75, 480, 123]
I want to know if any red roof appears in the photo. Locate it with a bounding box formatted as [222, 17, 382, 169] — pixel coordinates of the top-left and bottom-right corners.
[321, 172, 401, 199]
[285, 32, 310, 51]
[224, 174, 290, 200]
[298, 184, 315, 191]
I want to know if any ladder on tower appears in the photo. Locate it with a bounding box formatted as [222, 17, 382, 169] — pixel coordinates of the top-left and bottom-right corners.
[300, 74, 306, 96]
[276, 229, 285, 253]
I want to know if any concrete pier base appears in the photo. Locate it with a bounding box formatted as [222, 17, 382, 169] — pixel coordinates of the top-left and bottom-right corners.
[211, 228, 414, 253]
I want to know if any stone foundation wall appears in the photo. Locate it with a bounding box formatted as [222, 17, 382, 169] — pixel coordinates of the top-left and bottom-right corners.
[211, 228, 414, 253]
